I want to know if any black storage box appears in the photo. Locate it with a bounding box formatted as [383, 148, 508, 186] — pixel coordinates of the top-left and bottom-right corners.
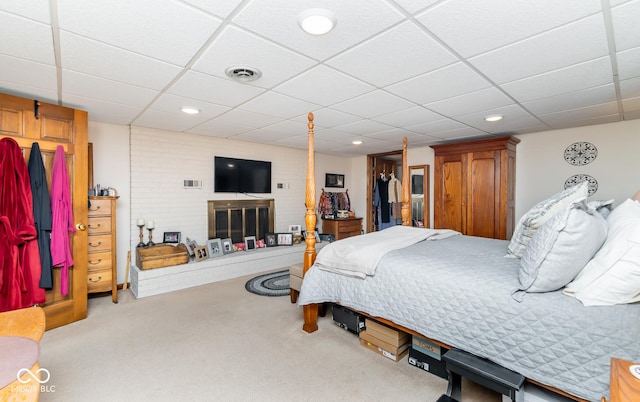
[408, 345, 449, 379]
[332, 304, 366, 334]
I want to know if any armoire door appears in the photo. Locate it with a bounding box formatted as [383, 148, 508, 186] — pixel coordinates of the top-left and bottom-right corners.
[466, 150, 500, 238]
[0, 93, 88, 329]
[434, 153, 466, 233]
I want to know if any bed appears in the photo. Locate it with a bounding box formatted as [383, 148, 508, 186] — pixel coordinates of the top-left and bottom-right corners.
[297, 113, 640, 402]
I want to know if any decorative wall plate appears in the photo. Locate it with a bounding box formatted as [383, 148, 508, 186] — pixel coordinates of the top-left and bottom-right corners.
[564, 142, 597, 166]
[565, 174, 598, 196]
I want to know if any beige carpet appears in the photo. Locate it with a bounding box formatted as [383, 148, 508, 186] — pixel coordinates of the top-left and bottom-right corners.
[39, 271, 500, 402]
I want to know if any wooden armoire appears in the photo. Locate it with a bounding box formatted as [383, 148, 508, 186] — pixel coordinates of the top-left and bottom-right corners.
[431, 136, 519, 240]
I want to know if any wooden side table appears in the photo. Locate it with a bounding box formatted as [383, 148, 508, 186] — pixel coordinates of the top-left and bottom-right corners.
[601, 358, 640, 402]
[322, 217, 362, 240]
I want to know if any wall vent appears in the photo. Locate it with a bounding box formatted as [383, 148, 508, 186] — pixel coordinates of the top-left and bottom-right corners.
[183, 179, 202, 189]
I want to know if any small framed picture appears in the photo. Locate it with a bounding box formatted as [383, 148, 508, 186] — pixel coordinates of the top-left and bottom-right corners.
[256, 239, 266, 248]
[194, 245, 209, 262]
[288, 224, 301, 235]
[244, 236, 257, 250]
[163, 232, 181, 243]
[314, 230, 321, 243]
[233, 242, 246, 252]
[207, 238, 223, 258]
[221, 238, 234, 255]
[325, 173, 344, 188]
[265, 232, 277, 247]
[185, 238, 198, 257]
[277, 232, 293, 246]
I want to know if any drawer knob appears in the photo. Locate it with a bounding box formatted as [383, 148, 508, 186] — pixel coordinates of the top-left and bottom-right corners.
[89, 276, 102, 283]
[88, 224, 101, 229]
[89, 205, 101, 211]
[89, 241, 102, 247]
[89, 259, 102, 265]
[75, 223, 87, 231]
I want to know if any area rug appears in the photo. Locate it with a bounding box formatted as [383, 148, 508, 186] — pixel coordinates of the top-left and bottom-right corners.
[244, 270, 290, 297]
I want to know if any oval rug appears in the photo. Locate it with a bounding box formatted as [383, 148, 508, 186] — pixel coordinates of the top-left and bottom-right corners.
[244, 270, 290, 297]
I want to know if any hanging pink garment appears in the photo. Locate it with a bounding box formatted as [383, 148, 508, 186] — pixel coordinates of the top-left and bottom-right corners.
[0, 137, 45, 312]
[50, 145, 75, 296]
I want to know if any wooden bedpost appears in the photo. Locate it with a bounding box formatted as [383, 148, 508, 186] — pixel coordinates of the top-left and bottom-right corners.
[401, 137, 411, 226]
[303, 112, 318, 333]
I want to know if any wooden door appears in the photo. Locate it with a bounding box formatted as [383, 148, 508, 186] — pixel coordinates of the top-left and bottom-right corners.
[0, 93, 88, 329]
[466, 150, 500, 238]
[434, 153, 466, 233]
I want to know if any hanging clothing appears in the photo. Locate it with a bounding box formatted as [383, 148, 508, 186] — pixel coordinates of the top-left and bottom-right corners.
[28, 142, 53, 289]
[388, 176, 403, 219]
[374, 178, 393, 228]
[50, 145, 75, 296]
[0, 137, 45, 312]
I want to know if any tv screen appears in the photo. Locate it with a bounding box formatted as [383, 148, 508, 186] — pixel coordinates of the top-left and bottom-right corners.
[214, 156, 272, 193]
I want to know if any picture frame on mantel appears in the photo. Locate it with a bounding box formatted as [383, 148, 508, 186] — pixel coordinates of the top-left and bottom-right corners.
[325, 173, 344, 188]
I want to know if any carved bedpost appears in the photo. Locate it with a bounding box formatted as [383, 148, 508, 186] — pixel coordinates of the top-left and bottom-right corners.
[401, 137, 411, 226]
[303, 112, 318, 333]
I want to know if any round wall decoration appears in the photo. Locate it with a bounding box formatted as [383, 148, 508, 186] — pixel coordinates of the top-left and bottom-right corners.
[564, 141, 597, 166]
[565, 174, 598, 196]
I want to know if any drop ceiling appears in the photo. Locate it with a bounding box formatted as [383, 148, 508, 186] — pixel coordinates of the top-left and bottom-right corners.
[1, 0, 639, 156]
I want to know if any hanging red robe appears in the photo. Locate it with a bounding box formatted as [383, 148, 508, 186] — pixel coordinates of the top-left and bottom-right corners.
[50, 145, 75, 296]
[0, 137, 45, 312]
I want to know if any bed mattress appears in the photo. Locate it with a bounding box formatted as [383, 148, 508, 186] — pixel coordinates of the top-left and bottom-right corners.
[298, 235, 640, 401]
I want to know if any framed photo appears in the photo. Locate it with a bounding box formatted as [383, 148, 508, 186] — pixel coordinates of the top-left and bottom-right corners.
[244, 236, 257, 250]
[185, 238, 198, 257]
[325, 173, 344, 188]
[314, 230, 321, 243]
[276, 232, 293, 246]
[256, 239, 266, 248]
[288, 224, 301, 234]
[194, 245, 209, 262]
[163, 231, 181, 243]
[221, 238, 234, 255]
[233, 242, 246, 252]
[207, 238, 223, 258]
[265, 232, 277, 247]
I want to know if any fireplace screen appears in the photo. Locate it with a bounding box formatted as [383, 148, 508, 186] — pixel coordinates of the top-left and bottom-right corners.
[208, 199, 274, 244]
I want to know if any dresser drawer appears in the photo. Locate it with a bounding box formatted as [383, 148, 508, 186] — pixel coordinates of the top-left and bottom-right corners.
[338, 220, 362, 233]
[88, 217, 112, 235]
[88, 234, 112, 253]
[88, 251, 112, 270]
[88, 268, 112, 292]
[88, 198, 113, 217]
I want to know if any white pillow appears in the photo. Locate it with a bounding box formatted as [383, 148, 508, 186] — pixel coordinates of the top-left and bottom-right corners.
[512, 198, 607, 301]
[507, 181, 589, 258]
[563, 198, 640, 306]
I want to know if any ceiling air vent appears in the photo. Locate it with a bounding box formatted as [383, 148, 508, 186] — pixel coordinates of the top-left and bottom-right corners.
[225, 66, 262, 83]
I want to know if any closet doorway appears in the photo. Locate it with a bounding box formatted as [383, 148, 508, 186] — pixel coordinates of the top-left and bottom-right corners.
[366, 150, 403, 233]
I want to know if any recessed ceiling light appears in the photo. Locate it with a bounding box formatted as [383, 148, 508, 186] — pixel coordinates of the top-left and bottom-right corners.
[352, 140, 363, 145]
[298, 8, 336, 35]
[181, 107, 200, 115]
[484, 114, 503, 122]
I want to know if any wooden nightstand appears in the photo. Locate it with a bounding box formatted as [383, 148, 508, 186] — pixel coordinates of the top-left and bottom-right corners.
[322, 217, 362, 240]
[88, 196, 118, 303]
[601, 358, 640, 402]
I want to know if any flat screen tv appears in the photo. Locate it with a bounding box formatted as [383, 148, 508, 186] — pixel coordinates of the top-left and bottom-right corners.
[214, 156, 272, 193]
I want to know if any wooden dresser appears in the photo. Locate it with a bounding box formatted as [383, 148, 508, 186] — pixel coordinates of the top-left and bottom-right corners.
[431, 136, 519, 240]
[88, 196, 118, 303]
[322, 217, 363, 240]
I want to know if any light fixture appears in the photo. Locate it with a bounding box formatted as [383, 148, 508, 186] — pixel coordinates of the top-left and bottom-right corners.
[298, 8, 336, 35]
[484, 114, 503, 122]
[352, 140, 363, 145]
[225, 66, 262, 82]
[181, 107, 200, 115]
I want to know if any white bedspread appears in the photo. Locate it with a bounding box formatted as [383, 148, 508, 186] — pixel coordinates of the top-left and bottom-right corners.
[315, 226, 459, 278]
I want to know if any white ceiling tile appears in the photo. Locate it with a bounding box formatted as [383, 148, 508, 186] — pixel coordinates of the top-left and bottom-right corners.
[186, 120, 253, 137]
[522, 84, 616, 115]
[501, 57, 613, 102]
[469, 14, 609, 84]
[622, 96, 640, 113]
[293, 108, 361, 128]
[62, 70, 159, 107]
[386, 62, 492, 104]
[143, 92, 230, 118]
[0, 1, 50, 23]
[63, 94, 142, 125]
[417, 0, 602, 57]
[133, 109, 208, 132]
[239, 91, 320, 119]
[181, 0, 245, 19]
[426, 87, 514, 117]
[333, 119, 395, 135]
[0, 11, 54, 65]
[0, 83, 58, 106]
[232, 0, 404, 60]
[393, 0, 441, 14]
[0, 54, 57, 92]
[327, 21, 457, 87]
[371, 106, 442, 127]
[210, 109, 283, 128]
[332, 90, 414, 118]
[542, 113, 620, 130]
[57, 0, 222, 65]
[169, 70, 265, 107]
[616, 46, 640, 80]
[274, 65, 374, 106]
[452, 104, 543, 133]
[404, 118, 472, 137]
[611, 0, 640, 51]
[60, 31, 182, 90]
[620, 76, 640, 98]
[538, 102, 620, 127]
[192, 25, 316, 88]
[427, 126, 485, 141]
